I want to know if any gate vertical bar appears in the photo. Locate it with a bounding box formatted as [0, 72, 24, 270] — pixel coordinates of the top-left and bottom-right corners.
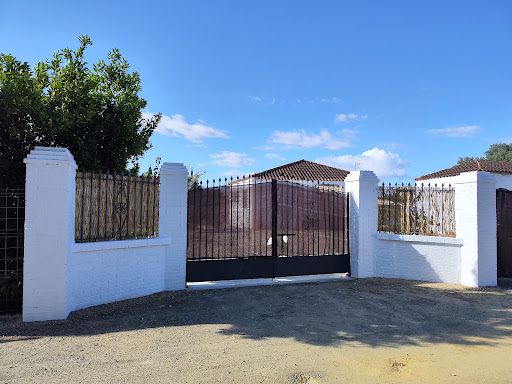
[105, 171, 109, 239]
[332, 187, 335, 256]
[112, 172, 117, 238]
[126, 174, 130, 238]
[206, 180, 209, 259]
[89, 172, 93, 240]
[80, 170, 85, 241]
[212, 179, 215, 259]
[224, 178, 227, 258]
[133, 175, 137, 237]
[120, 172, 123, 240]
[97, 171, 102, 240]
[271, 179, 278, 277]
[218, 179, 221, 259]
[241, 177, 245, 258]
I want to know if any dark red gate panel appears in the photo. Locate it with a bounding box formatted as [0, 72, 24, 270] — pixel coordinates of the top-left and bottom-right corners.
[497, 189, 512, 278]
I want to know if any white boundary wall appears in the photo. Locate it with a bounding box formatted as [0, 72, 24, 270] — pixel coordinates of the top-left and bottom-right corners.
[23, 149, 498, 321]
[347, 170, 497, 287]
[23, 147, 188, 322]
[376, 234, 463, 283]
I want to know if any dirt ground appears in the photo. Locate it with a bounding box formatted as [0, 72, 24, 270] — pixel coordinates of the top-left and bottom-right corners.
[1, 278, 512, 384]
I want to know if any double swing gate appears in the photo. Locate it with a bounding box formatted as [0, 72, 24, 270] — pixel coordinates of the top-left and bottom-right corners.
[186, 178, 350, 282]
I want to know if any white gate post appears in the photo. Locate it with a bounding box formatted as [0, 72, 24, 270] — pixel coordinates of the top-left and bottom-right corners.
[23, 147, 77, 321]
[344, 171, 379, 278]
[159, 163, 188, 290]
[454, 171, 497, 287]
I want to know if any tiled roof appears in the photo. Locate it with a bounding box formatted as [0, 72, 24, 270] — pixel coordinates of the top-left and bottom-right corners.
[234, 160, 350, 183]
[415, 160, 512, 181]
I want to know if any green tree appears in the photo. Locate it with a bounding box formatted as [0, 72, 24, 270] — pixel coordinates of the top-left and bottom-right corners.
[483, 143, 512, 162]
[188, 168, 205, 190]
[0, 54, 44, 188]
[458, 143, 512, 165]
[457, 156, 483, 165]
[0, 35, 161, 188]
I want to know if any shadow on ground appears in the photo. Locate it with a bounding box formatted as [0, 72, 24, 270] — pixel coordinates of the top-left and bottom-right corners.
[1, 278, 511, 348]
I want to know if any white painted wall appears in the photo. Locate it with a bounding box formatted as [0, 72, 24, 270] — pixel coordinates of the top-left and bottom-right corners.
[454, 172, 497, 287]
[418, 173, 512, 190]
[376, 234, 463, 283]
[70, 239, 170, 311]
[23, 147, 77, 322]
[353, 171, 497, 287]
[345, 171, 378, 278]
[23, 147, 188, 322]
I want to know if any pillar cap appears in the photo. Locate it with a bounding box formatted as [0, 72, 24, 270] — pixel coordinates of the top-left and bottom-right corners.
[24, 147, 77, 169]
[344, 170, 378, 183]
[159, 162, 188, 176]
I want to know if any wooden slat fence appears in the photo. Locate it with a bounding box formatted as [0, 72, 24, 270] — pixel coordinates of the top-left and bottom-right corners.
[75, 171, 159, 242]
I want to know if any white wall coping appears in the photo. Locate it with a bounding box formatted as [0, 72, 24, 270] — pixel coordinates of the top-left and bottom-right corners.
[159, 162, 188, 176]
[377, 233, 464, 246]
[24, 147, 78, 169]
[73, 237, 172, 253]
[344, 170, 378, 183]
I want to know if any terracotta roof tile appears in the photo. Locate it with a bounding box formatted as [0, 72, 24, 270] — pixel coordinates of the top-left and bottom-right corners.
[234, 160, 349, 183]
[415, 160, 512, 181]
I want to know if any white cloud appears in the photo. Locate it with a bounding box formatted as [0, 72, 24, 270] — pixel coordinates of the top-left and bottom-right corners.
[316, 147, 409, 179]
[267, 129, 355, 150]
[335, 113, 365, 123]
[248, 96, 279, 105]
[265, 153, 286, 161]
[143, 112, 228, 143]
[427, 125, 481, 138]
[204, 151, 256, 168]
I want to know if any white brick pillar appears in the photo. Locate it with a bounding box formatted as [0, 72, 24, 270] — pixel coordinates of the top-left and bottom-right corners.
[159, 163, 188, 290]
[23, 147, 77, 321]
[455, 171, 497, 287]
[344, 171, 379, 278]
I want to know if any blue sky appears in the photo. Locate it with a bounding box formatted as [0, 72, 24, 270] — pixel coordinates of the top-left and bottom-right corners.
[2, 1, 511, 183]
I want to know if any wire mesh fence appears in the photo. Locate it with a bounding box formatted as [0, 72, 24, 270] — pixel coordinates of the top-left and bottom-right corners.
[75, 171, 159, 242]
[0, 188, 24, 315]
[378, 183, 456, 237]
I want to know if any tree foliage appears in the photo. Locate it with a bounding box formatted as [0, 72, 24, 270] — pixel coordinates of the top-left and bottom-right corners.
[188, 168, 205, 190]
[0, 35, 160, 188]
[458, 143, 512, 165]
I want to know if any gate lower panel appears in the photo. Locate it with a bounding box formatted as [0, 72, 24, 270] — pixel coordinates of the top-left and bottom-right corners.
[186, 254, 350, 282]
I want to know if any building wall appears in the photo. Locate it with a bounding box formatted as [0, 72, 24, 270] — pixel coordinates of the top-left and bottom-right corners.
[418, 173, 512, 190]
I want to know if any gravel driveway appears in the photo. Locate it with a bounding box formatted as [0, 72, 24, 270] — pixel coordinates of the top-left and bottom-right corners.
[1, 278, 512, 383]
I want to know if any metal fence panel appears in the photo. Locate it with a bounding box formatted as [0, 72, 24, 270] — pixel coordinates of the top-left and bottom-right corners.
[378, 183, 455, 237]
[75, 171, 159, 242]
[0, 188, 24, 315]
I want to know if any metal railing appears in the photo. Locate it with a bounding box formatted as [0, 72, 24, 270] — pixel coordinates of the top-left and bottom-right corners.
[187, 176, 349, 260]
[0, 188, 25, 315]
[378, 183, 455, 237]
[75, 171, 159, 242]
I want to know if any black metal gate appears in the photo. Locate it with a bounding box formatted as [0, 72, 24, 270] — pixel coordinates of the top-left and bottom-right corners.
[0, 188, 25, 314]
[186, 178, 350, 282]
[497, 189, 512, 278]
